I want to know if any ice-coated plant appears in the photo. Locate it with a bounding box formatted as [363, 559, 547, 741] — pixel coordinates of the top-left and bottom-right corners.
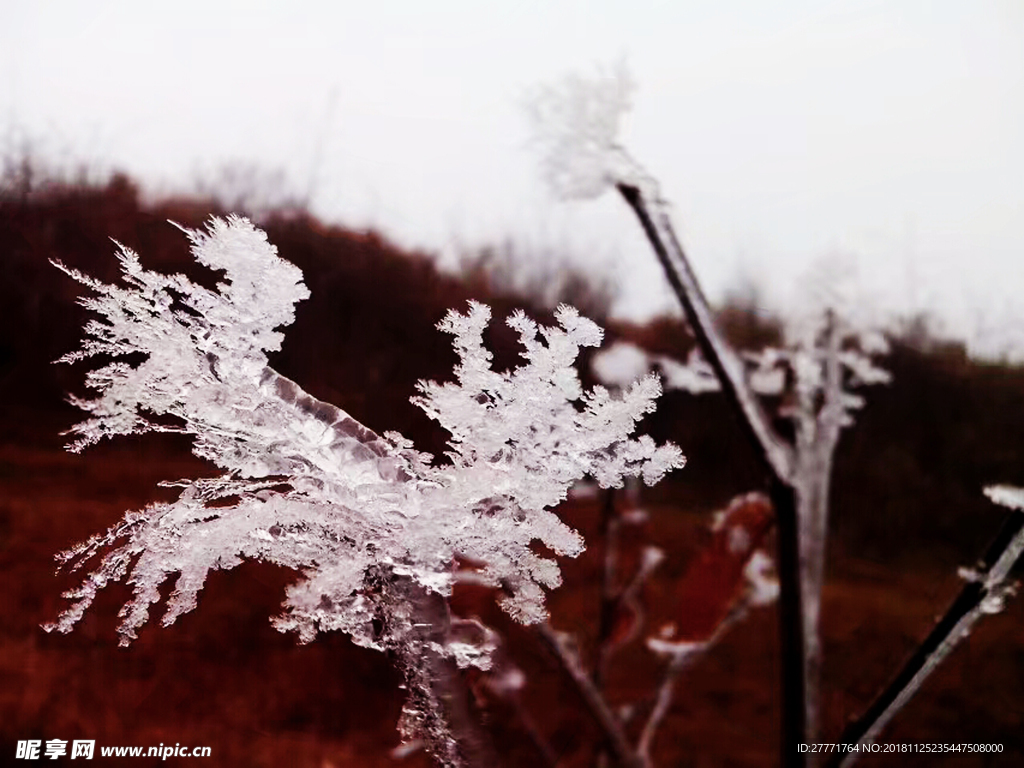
[589, 256, 890, 745]
[44, 216, 683, 765]
[526, 58, 653, 201]
[525, 63, 893, 756]
[527, 59, 1024, 766]
[744, 257, 890, 742]
[965, 488, 1024, 615]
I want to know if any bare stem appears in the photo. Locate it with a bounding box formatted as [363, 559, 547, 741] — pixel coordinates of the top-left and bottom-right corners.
[825, 509, 1024, 768]
[638, 605, 746, 765]
[595, 488, 621, 689]
[534, 621, 644, 768]
[615, 182, 807, 767]
[615, 184, 793, 483]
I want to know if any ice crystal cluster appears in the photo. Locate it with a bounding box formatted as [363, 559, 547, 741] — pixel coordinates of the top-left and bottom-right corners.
[747, 257, 891, 437]
[526, 59, 655, 201]
[529, 64, 890, 429]
[985, 485, 1024, 512]
[45, 217, 684, 668]
[593, 341, 721, 395]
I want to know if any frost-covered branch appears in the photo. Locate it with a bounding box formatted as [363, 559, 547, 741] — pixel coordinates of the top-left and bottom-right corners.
[595, 295, 889, 747]
[640, 493, 779, 766]
[527, 65, 805, 762]
[527, 65, 900, 761]
[45, 216, 685, 767]
[747, 260, 890, 744]
[826, 485, 1024, 768]
[527, 64, 789, 477]
[615, 183, 796, 484]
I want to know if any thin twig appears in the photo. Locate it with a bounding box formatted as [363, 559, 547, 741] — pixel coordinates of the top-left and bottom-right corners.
[509, 696, 561, 768]
[595, 488, 621, 690]
[637, 604, 747, 765]
[616, 182, 807, 767]
[615, 184, 793, 483]
[534, 621, 644, 768]
[824, 509, 1024, 768]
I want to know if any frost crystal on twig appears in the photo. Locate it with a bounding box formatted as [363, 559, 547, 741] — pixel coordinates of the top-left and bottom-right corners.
[46, 217, 686, 640]
[45, 217, 684, 759]
[745, 257, 891, 743]
[985, 484, 1024, 512]
[526, 60, 653, 201]
[528, 62, 892, 753]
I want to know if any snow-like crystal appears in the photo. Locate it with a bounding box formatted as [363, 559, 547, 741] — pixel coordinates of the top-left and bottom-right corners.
[526, 60, 653, 200]
[985, 485, 1024, 511]
[45, 217, 685, 664]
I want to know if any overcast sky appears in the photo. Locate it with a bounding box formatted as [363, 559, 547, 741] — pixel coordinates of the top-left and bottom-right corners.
[3, 1, 1022, 357]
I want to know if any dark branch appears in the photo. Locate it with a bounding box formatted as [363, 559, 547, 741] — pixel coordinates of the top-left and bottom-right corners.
[595, 487, 621, 690]
[534, 622, 645, 768]
[615, 183, 793, 483]
[825, 508, 1024, 768]
[615, 182, 807, 767]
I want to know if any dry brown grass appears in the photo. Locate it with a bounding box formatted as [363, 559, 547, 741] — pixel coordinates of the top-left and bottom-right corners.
[4, 439, 1020, 766]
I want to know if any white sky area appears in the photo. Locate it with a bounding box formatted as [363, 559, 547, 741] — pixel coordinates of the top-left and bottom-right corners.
[2, 1, 1022, 358]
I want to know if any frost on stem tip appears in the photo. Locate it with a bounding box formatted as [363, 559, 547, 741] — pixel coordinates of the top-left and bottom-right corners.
[746, 257, 891, 442]
[45, 217, 684, 667]
[592, 341, 722, 396]
[526, 60, 654, 200]
[985, 485, 1024, 512]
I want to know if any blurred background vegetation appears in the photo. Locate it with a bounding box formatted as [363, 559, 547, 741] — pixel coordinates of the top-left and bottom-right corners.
[2, 157, 1023, 766]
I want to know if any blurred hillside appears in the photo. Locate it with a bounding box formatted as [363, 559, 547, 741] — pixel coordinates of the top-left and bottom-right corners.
[0, 172, 563, 455]
[3, 170, 1024, 564]
[3, 171, 1024, 766]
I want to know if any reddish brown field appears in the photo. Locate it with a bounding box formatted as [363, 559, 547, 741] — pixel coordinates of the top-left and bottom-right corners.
[3, 437, 1022, 767]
